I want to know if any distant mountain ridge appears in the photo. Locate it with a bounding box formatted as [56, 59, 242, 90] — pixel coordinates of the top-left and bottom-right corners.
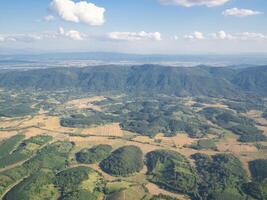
[0, 65, 266, 98]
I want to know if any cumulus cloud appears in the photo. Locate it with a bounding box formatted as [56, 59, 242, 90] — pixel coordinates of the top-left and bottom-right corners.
[184, 31, 204, 40]
[50, 0, 105, 26]
[44, 15, 55, 21]
[159, 0, 230, 7]
[211, 31, 233, 40]
[222, 8, 263, 17]
[108, 31, 162, 41]
[58, 27, 84, 40]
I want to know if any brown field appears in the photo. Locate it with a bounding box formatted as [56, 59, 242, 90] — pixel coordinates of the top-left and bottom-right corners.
[157, 133, 197, 147]
[65, 96, 106, 111]
[195, 103, 229, 112]
[247, 110, 267, 126]
[0, 117, 29, 129]
[183, 98, 197, 107]
[0, 131, 18, 142]
[216, 133, 265, 176]
[81, 123, 126, 137]
[217, 134, 258, 154]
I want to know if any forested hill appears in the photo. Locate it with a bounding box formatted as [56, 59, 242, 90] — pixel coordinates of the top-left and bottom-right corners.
[0, 65, 266, 98]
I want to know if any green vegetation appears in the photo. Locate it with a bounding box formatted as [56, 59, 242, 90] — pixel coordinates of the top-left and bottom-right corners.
[242, 159, 267, 199]
[100, 145, 144, 177]
[0, 135, 25, 158]
[104, 180, 132, 194]
[3, 170, 58, 200]
[201, 107, 266, 142]
[76, 144, 112, 164]
[54, 166, 104, 200]
[146, 150, 198, 197]
[191, 153, 248, 200]
[0, 91, 39, 117]
[0, 141, 73, 198]
[60, 111, 118, 128]
[0, 104, 37, 117]
[188, 139, 217, 150]
[106, 185, 146, 200]
[222, 99, 264, 113]
[0, 65, 265, 98]
[254, 143, 267, 150]
[150, 194, 179, 200]
[249, 159, 267, 182]
[243, 181, 267, 200]
[116, 100, 210, 137]
[1, 64, 267, 199]
[0, 135, 52, 168]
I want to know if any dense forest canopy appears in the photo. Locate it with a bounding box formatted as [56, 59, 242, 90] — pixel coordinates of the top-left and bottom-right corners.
[0, 65, 267, 98]
[100, 145, 144, 177]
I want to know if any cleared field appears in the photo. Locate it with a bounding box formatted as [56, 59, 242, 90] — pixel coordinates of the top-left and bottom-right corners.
[217, 134, 258, 154]
[81, 123, 125, 137]
[247, 110, 267, 126]
[0, 117, 30, 129]
[0, 131, 18, 142]
[155, 133, 197, 147]
[194, 103, 229, 112]
[65, 96, 106, 111]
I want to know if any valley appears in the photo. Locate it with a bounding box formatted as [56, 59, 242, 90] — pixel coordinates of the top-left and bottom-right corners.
[0, 81, 266, 199]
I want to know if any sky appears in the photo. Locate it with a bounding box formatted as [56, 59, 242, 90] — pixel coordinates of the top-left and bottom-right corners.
[0, 0, 267, 54]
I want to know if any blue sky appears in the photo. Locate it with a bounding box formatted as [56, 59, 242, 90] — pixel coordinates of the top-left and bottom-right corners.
[0, 0, 267, 54]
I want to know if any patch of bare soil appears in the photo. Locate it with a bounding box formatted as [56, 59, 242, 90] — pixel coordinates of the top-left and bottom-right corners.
[158, 133, 197, 148]
[65, 96, 106, 111]
[81, 123, 125, 137]
[0, 117, 30, 129]
[195, 103, 229, 112]
[217, 135, 258, 154]
[0, 131, 18, 142]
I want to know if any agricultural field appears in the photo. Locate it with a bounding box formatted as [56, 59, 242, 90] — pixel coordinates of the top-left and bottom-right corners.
[0, 89, 267, 200]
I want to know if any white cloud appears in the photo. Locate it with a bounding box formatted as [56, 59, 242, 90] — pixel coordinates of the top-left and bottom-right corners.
[59, 27, 65, 35]
[0, 34, 43, 43]
[50, 0, 105, 26]
[222, 8, 263, 17]
[44, 15, 55, 21]
[184, 31, 204, 40]
[0, 35, 5, 42]
[173, 35, 179, 40]
[211, 31, 267, 40]
[0, 28, 85, 43]
[237, 32, 267, 40]
[65, 30, 83, 40]
[211, 31, 233, 40]
[159, 0, 230, 7]
[58, 27, 84, 40]
[108, 31, 162, 41]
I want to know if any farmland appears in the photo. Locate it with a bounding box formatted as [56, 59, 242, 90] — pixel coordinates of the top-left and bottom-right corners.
[0, 89, 267, 200]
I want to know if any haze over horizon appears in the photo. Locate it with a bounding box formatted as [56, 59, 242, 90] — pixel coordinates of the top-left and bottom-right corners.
[1, 0, 267, 54]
